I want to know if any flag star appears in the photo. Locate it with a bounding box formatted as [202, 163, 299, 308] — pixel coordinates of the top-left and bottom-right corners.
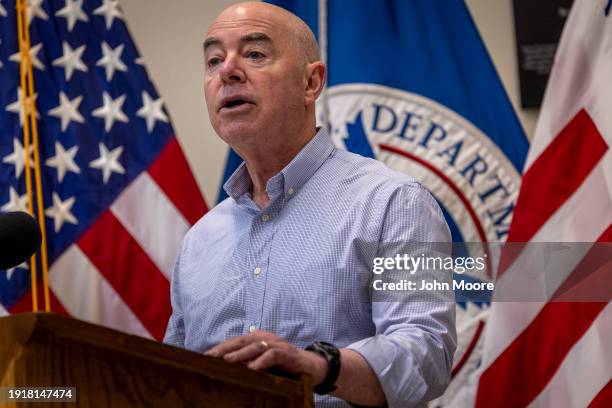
[9, 43, 45, 70]
[96, 42, 127, 81]
[52, 42, 87, 81]
[2, 138, 34, 178]
[0, 1, 6, 17]
[1, 187, 29, 213]
[89, 143, 125, 183]
[6, 261, 29, 280]
[134, 57, 144, 66]
[93, 0, 122, 30]
[26, 0, 48, 25]
[48, 92, 85, 131]
[45, 141, 80, 182]
[5, 87, 39, 125]
[137, 91, 168, 132]
[55, 0, 88, 32]
[92, 92, 128, 132]
[45, 192, 78, 233]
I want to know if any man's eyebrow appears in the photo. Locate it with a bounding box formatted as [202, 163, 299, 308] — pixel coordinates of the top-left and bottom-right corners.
[203, 37, 221, 53]
[203, 32, 273, 53]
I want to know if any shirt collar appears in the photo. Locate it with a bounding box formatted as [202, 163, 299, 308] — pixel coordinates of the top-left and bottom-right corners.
[223, 160, 252, 201]
[280, 127, 335, 199]
[223, 128, 335, 203]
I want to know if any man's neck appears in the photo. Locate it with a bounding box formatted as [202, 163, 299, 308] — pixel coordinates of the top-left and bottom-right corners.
[240, 127, 317, 209]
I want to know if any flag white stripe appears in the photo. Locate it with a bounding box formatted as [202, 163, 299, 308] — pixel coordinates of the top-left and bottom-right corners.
[527, 304, 612, 408]
[481, 162, 612, 371]
[111, 171, 189, 280]
[49, 244, 153, 339]
[0, 303, 7, 317]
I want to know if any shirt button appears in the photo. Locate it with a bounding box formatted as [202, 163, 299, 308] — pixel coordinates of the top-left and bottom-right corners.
[261, 214, 270, 222]
[248, 325, 257, 333]
[254, 267, 262, 276]
[288, 187, 295, 196]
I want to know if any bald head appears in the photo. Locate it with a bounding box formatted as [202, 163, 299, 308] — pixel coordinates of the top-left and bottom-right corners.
[209, 2, 320, 64]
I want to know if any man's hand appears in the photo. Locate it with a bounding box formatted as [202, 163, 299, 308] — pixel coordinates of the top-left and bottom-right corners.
[204, 330, 328, 385]
[206, 332, 386, 406]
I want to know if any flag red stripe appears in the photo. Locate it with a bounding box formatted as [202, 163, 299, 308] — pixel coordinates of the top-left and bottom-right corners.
[9, 285, 69, 316]
[476, 302, 607, 408]
[588, 378, 612, 408]
[77, 210, 171, 340]
[507, 109, 608, 243]
[148, 138, 208, 225]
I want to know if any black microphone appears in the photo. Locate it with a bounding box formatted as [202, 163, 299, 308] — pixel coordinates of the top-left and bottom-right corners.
[0, 211, 42, 270]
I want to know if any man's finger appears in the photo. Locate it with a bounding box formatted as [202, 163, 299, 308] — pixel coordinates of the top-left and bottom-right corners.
[247, 348, 284, 371]
[204, 335, 252, 357]
[248, 347, 306, 373]
[224, 340, 272, 363]
[205, 330, 279, 357]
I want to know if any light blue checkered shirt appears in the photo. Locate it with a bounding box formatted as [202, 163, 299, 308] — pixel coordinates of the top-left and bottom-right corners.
[164, 129, 456, 407]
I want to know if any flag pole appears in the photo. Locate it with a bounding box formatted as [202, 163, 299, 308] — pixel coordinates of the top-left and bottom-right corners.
[16, 0, 51, 312]
[16, 0, 38, 312]
[22, 0, 51, 312]
[318, 0, 330, 134]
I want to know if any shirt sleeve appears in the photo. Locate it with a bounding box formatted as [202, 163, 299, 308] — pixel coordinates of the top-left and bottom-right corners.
[346, 183, 457, 408]
[163, 244, 186, 347]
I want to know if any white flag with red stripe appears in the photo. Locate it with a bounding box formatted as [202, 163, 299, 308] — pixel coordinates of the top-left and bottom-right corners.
[476, 0, 612, 406]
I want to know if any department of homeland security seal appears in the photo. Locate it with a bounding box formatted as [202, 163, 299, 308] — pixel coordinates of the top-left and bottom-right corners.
[318, 84, 523, 406]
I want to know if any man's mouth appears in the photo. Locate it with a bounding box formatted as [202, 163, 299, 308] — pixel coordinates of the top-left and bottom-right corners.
[220, 97, 255, 112]
[226, 99, 247, 108]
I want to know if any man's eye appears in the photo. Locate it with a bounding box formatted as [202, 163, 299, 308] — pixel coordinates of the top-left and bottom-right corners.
[208, 57, 221, 67]
[247, 51, 264, 59]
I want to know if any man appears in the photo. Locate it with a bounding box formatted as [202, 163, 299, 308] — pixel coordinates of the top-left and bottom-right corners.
[164, 2, 456, 407]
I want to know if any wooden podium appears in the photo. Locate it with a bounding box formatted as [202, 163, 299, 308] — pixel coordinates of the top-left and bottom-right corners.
[0, 313, 313, 407]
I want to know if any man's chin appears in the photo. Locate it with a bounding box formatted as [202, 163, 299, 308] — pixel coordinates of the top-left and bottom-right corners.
[215, 123, 260, 146]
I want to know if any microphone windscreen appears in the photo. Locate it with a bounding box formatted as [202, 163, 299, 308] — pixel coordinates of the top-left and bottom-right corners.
[0, 211, 43, 270]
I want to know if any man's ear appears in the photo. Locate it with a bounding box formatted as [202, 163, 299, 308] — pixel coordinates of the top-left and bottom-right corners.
[304, 61, 326, 106]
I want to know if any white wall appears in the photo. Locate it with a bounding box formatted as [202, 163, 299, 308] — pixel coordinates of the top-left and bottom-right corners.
[120, 0, 539, 207]
[465, 0, 540, 139]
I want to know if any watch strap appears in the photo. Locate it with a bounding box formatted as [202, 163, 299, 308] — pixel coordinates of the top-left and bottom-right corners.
[305, 341, 341, 395]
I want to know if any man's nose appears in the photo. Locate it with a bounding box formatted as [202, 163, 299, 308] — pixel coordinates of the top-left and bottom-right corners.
[220, 54, 245, 84]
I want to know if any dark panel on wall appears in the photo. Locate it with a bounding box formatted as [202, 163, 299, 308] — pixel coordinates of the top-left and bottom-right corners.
[513, 0, 573, 108]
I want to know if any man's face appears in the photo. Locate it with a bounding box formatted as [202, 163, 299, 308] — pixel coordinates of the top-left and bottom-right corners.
[204, 8, 306, 147]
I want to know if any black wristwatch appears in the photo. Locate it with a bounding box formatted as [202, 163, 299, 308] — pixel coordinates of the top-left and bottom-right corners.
[305, 341, 341, 395]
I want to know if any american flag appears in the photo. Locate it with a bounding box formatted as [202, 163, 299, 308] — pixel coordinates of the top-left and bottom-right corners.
[0, 0, 207, 341]
[476, 0, 612, 406]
